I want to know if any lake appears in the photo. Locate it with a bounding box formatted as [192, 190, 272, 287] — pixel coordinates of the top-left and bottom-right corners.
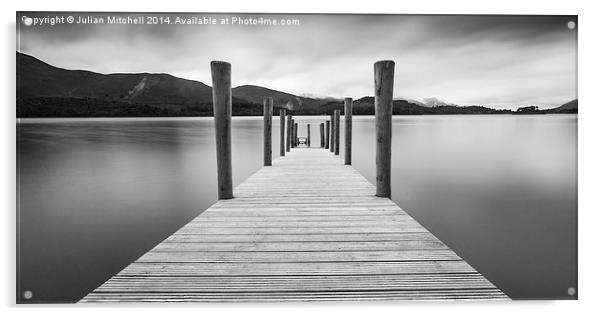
[16, 115, 577, 302]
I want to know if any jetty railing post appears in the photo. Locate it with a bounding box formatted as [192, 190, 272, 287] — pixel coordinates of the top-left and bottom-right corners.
[280, 109, 286, 156]
[334, 109, 340, 155]
[286, 115, 292, 152]
[344, 98, 353, 165]
[263, 97, 273, 166]
[374, 60, 395, 198]
[307, 124, 311, 147]
[294, 123, 298, 147]
[320, 123, 325, 147]
[291, 118, 296, 148]
[329, 113, 335, 152]
[211, 61, 233, 200]
[325, 120, 330, 149]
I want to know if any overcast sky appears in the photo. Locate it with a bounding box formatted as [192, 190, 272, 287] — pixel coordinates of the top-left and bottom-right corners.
[17, 13, 577, 109]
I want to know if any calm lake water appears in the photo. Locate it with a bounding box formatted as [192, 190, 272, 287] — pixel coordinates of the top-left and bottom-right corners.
[16, 115, 577, 302]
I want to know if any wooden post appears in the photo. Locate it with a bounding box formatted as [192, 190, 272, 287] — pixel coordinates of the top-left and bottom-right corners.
[307, 124, 311, 147]
[291, 119, 295, 148]
[320, 123, 325, 147]
[211, 61, 233, 200]
[294, 123, 298, 147]
[344, 98, 353, 165]
[263, 97, 273, 166]
[329, 113, 335, 152]
[334, 109, 340, 155]
[325, 120, 330, 149]
[280, 109, 286, 156]
[286, 115, 292, 152]
[374, 60, 395, 198]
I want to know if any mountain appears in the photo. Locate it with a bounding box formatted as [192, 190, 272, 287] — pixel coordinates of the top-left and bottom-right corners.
[401, 98, 426, 107]
[232, 85, 327, 112]
[17, 52, 215, 106]
[422, 97, 458, 108]
[550, 99, 578, 113]
[17, 52, 329, 117]
[16, 51, 571, 117]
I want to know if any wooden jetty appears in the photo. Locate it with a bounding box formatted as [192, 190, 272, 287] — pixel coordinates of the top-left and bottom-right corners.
[81, 149, 507, 302]
[80, 59, 507, 302]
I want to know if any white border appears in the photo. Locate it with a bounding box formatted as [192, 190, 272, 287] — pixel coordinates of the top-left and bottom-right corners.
[2, 0, 600, 315]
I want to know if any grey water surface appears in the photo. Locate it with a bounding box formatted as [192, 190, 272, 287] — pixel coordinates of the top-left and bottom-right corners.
[16, 115, 577, 302]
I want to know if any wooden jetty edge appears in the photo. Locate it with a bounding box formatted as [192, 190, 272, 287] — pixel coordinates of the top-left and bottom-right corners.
[80, 149, 507, 302]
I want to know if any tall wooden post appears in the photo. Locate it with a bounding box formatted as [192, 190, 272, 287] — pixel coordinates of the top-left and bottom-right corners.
[211, 61, 233, 200]
[280, 109, 286, 156]
[329, 113, 335, 152]
[294, 123, 298, 147]
[307, 124, 311, 147]
[374, 60, 395, 198]
[320, 123, 325, 147]
[286, 115, 292, 152]
[263, 97, 273, 166]
[344, 98, 353, 165]
[291, 119, 295, 148]
[334, 110, 340, 155]
[325, 121, 330, 149]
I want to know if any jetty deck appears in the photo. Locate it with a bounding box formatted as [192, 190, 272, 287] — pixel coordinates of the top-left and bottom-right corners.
[80, 148, 507, 302]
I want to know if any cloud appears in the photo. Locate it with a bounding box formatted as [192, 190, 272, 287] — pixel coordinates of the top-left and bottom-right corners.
[17, 13, 577, 109]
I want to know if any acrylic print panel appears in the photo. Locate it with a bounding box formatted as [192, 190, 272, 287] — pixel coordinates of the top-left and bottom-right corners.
[16, 12, 577, 303]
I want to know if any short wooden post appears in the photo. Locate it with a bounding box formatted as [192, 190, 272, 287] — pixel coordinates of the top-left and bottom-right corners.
[280, 109, 286, 156]
[286, 115, 292, 152]
[263, 97, 273, 166]
[307, 124, 311, 147]
[374, 60, 395, 198]
[211, 61, 233, 200]
[329, 113, 335, 152]
[334, 109, 340, 155]
[294, 123, 298, 147]
[320, 123, 325, 147]
[325, 121, 330, 149]
[344, 98, 353, 165]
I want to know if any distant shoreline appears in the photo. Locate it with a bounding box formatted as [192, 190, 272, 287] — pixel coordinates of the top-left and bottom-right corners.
[16, 113, 578, 120]
[16, 97, 576, 118]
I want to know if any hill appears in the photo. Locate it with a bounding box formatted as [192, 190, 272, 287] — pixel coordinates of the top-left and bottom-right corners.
[551, 99, 578, 113]
[232, 85, 326, 112]
[16, 52, 320, 117]
[317, 97, 512, 115]
[17, 52, 216, 106]
[16, 51, 574, 117]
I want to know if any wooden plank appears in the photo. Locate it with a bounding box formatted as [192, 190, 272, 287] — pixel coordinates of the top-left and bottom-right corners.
[202, 208, 403, 215]
[96, 274, 498, 292]
[136, 250, 462, 262]
[192, 215, 411, 221]
[80, 149, 508, 302]
[174, 227, 430, 235]
[183, 221, 422, 228]
[117, 261, 479, 276]
[165, 232, 437, 242]
[151, 240, 448, 252]
[82, 288, 508, 302]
